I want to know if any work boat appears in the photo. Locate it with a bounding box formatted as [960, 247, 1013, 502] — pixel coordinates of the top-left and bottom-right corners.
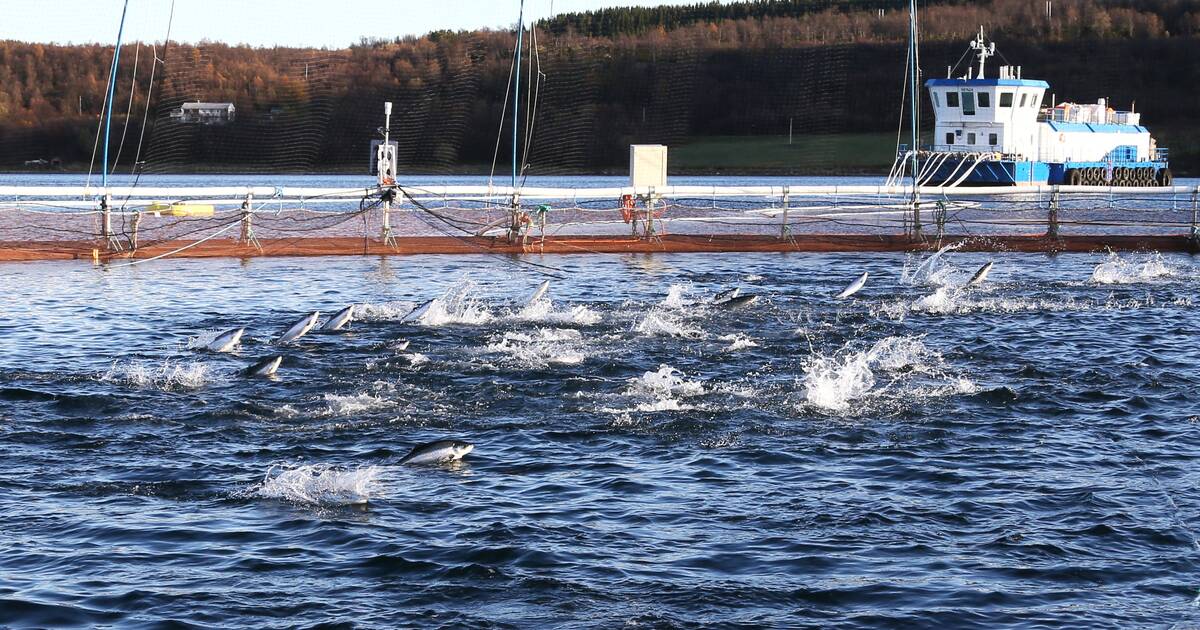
[911, 29, 1172, 187]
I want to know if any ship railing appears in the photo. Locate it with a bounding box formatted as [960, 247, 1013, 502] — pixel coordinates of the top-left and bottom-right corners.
[1154, 148, 1170, 162]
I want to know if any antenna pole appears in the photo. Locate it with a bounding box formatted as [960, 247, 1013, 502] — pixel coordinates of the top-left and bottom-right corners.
[102, 0, 131, 191]
[380, 101, 397, 248]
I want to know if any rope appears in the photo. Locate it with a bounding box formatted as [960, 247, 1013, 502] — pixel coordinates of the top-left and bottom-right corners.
[104, 219, 240, 268]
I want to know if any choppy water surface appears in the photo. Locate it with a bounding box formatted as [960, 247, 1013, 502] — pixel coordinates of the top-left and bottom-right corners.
[1, 250, 1199, 628]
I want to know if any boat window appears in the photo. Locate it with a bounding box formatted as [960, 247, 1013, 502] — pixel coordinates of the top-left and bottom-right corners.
[1030, 94, 1040, 108]
[968, 132, 977, 144]
[978, 92, 991, 107]
[1000, 92, 1013, 107]
[962, 91, 976, 116]
[989, 133, 998, 145]
[932, 92, 940, 107]
[946, 132, 954, 145]
[946, 92, 960, 108]
[1019, 93, 1028, 107]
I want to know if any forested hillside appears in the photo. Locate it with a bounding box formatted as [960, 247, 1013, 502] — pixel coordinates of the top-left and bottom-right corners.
[2, 0, 1198, 174]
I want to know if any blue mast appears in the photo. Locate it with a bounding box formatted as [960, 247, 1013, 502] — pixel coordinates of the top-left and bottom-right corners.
[102, 0, 132, 190]
[512, 0, 525, 191]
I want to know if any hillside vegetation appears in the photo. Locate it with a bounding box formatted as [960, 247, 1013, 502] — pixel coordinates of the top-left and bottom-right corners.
[1, 0, 1198, 174]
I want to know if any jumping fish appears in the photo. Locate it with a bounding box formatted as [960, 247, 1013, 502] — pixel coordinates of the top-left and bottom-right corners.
[713, 287, 741, 304]
[527, 280, 550, 305]
[718, 294, 759, 308]
[207, 327, 244, 353]
[277, 311, 320, 344]
[321, 305, 355, 331]
[401, 299, 435, 324]
[837, 272, 869, 299]
[398, 439, 474, 465]
[243, 356, 282, 377]
[967, 261, 994, 287]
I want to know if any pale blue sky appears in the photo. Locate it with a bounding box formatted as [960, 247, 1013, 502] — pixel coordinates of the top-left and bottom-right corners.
[4, 0, 713, 48]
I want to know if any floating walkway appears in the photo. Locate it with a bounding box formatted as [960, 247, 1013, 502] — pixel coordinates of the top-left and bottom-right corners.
[0, 184, 1197, 262]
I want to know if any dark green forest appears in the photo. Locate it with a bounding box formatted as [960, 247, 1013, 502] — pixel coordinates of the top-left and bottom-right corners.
[2, 0, 1198, 175]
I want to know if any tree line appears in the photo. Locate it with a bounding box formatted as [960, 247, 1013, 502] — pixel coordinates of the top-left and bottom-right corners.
[1, 0, 1198, 174]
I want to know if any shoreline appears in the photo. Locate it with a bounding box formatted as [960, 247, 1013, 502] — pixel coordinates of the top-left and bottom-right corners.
[2, 234, 1196, 263]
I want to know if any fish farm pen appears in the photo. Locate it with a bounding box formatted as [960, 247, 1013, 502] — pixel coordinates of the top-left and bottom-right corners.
[0, 184, 1198, 262]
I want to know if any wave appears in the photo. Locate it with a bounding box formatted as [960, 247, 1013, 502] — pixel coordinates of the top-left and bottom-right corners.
[252, 463, 381, 506]
[99, 359, 218, 391]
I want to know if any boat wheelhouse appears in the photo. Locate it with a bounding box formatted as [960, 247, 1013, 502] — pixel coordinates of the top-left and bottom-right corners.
[911, 29, 1171, 187]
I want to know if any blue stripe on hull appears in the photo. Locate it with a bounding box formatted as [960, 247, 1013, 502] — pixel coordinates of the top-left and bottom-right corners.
[921, 159, 1165, 186]
[923, 159, 1050, 186]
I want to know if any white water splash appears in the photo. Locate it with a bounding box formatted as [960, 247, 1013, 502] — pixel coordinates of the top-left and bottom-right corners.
[253, 463, 381, 506]
[629, 365, 706, 397]
[600, 364, 707, 415]
[509, 299, 602, 326]
[634, 310, 705, 338]
[902, 242, 966, 287]
[100, 360, 217, 390]
[719, 333, 759, 351]
[802, 336, 948, 412]
[661, 284, 692, 309]
[186, 329, 235, 351]
[483, 328, 589, 367]
[1091, 252, 1174, 284]
[323, 392, 392, 416]
[356, 300, 418, 321]
[416, 280, 493, 326]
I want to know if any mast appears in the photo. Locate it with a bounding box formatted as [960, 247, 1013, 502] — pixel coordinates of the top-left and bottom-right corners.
[512, 0, 525, 192]
[507, 0, 526, 243]
[102, 0, 132, 190]
[907, 0, 922, 235]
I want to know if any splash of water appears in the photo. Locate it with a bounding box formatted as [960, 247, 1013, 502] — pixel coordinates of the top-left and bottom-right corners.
[719, 333, 759, 351]
[417, 280, 493, 326]
[483, 328, 589, 367]
[902, 242, 966, 287]
[186, 329, 233, 351]
[661, 284, 692, 309]
[1091, 252, 1173, 284]
[100, 360, 217, 391]
[510, 299, 602, 326]
[357, 300, 418, 321]
[634, 310, 705, 338]
[802, 336, 944, 412]
[253, 463, 381, 506]
[629, 365, 706, 397]
[322, 392, 392, 416]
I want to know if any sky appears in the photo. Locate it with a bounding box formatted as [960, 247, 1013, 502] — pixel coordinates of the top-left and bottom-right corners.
[3, 0, 715, 48]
